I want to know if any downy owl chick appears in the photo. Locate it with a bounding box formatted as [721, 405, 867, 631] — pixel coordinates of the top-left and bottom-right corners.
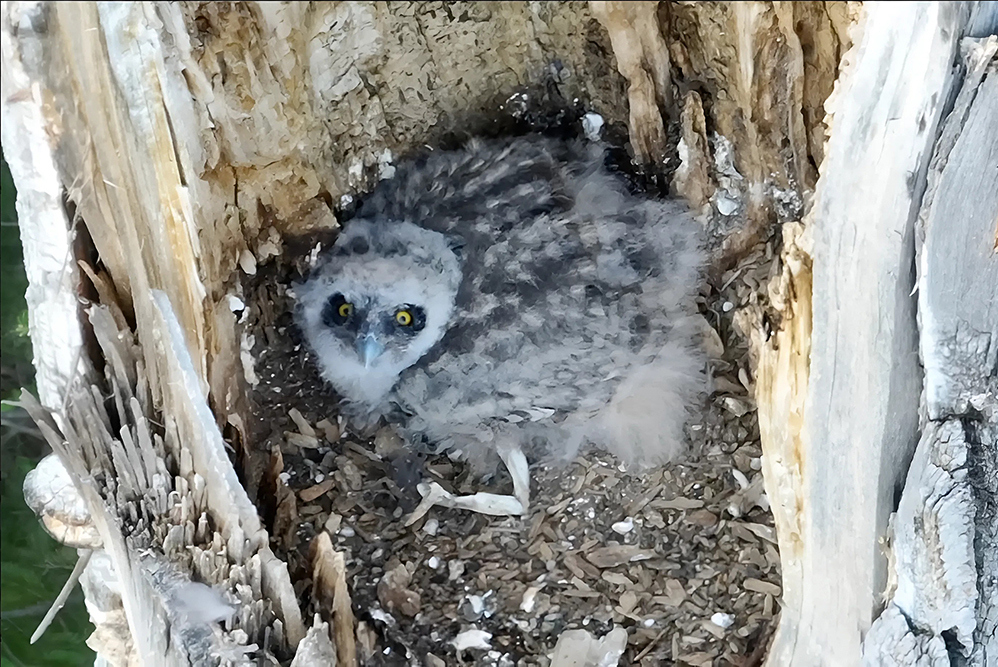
[296, 135, 706, 471]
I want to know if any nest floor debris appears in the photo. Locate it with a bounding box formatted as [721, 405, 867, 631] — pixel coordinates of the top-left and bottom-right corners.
[240, 225, 781, 666]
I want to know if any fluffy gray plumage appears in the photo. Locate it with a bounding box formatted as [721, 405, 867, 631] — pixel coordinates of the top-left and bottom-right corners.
[296, 136, 705, 470]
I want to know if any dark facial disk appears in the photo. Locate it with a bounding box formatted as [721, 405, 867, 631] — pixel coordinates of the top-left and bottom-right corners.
[322, 293, 358, 330]
[392, 304, 427, 334]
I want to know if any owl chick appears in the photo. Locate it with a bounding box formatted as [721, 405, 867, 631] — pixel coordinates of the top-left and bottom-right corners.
[296, 135, 706, 519]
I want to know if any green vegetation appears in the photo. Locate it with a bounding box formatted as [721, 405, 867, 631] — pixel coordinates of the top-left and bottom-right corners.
[1, 152, 94, 666]
[0, 149, 32, 400]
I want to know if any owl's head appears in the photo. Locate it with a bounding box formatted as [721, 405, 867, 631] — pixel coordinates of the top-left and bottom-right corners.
[295, 219, 463, 407]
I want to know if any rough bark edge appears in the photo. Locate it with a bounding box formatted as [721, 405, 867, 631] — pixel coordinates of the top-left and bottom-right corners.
[759, 4, 977, 665]
[0, 1, 85, 411]
[0, 1, 900, 667]
[865, 32, 998, 667]
[0, 3, 305, 657]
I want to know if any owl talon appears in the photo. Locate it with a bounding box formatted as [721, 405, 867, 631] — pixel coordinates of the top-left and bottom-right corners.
[402, 443, 532, 526]
[403, 481, 527, 526]
[404, 481, 450, 526]
[497, 442, 531, 513]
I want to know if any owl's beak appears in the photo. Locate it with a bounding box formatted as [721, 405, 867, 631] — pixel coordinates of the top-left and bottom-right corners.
[358, 334, 385, 368]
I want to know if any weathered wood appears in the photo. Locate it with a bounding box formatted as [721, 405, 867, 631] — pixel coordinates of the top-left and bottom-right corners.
[864, 33, 998, 667]
[311, 532, 356, 667]
[969, 419, 998, 667]
[290, 619, 339, 667]
[862, 603, 949, 667]
[16, 293, 292, 664]
[889, 421, 978, 651]
[590, 1, 672, 164]
[733, 218, 812, 658]
[0, 2, 85, 410]
[916, 40, 997, 667]
[758, 4, 977, 666]
[916, 43, 998, 425]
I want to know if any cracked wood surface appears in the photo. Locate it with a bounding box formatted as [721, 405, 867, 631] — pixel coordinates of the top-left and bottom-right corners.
[865, 32, 998, 667]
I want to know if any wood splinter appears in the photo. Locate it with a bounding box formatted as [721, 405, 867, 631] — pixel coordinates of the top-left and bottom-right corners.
[30, 549, 93, 645]
[311, 532, 357, 667]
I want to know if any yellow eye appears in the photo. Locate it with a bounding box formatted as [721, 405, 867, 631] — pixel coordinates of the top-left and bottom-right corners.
[338, 302, 353, 319]
[395, 310, 412, 326]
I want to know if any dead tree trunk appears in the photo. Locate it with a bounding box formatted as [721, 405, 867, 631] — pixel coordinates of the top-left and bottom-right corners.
[2, 2, 995, 665]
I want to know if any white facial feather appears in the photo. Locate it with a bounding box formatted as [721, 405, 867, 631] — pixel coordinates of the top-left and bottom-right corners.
[296, 220, 461, 408]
